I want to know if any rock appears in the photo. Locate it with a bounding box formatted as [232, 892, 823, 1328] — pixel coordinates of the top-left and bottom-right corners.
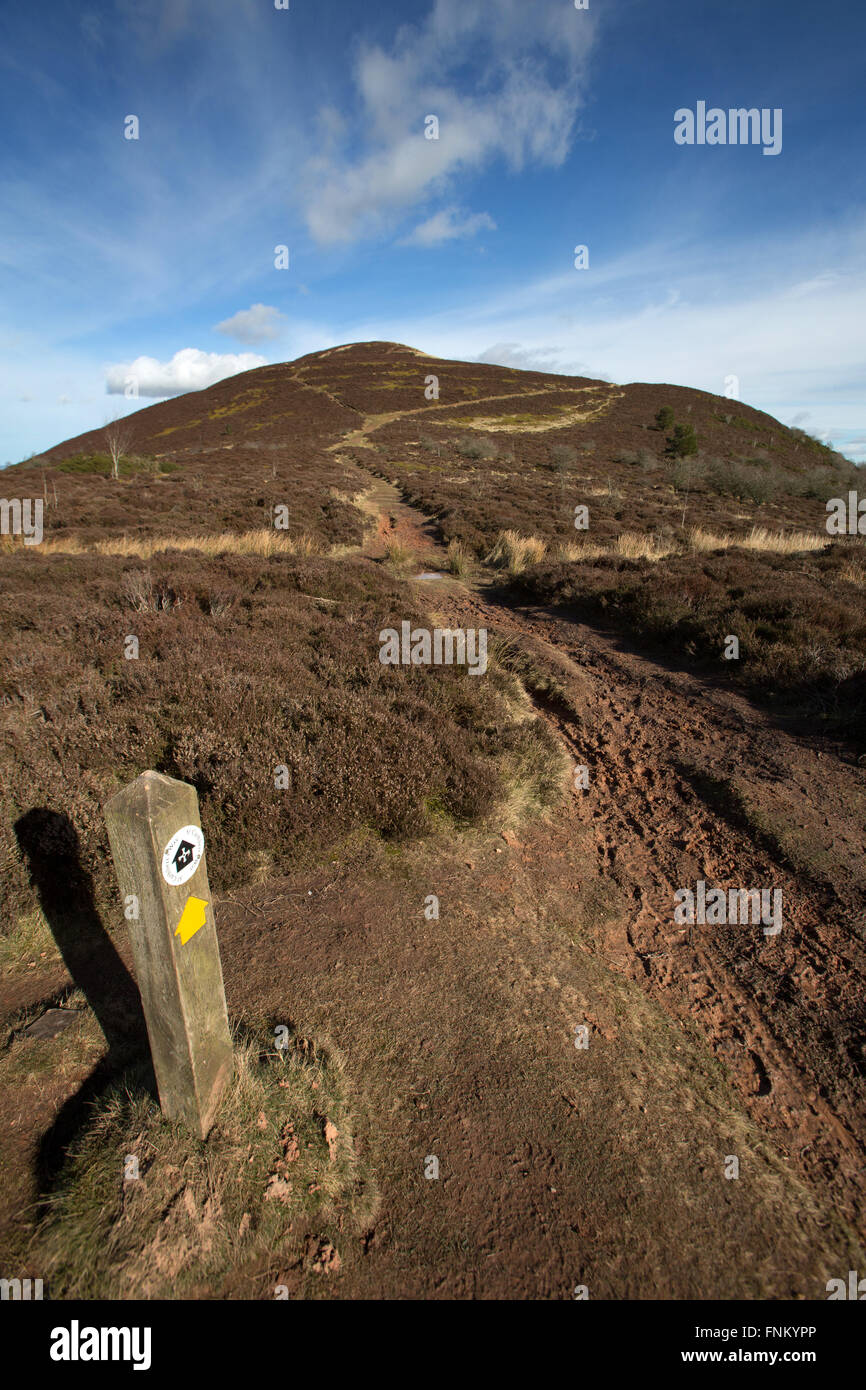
[21, 1008, 77, 1040]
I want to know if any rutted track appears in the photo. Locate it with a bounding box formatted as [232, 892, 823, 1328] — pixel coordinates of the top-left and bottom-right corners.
[357, 469, 866, 1237]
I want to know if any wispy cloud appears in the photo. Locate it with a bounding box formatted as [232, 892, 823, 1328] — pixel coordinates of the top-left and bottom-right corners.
[399, 208, 496, 247]
[473, 342, 607, 379]
[303, 0, 596, 244]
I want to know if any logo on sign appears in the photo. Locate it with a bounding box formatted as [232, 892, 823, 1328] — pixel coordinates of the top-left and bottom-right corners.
[162, 824, 204, 887]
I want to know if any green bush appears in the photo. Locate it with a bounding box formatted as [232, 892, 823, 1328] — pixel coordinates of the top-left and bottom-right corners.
[55, 453, 168, 478]
[55, 453, 115, 475]
[666, 423, 698, 458]
[655, 406, 674, 430]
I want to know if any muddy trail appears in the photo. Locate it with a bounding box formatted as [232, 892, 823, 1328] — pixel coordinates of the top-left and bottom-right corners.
[215, 469, 866, 1298]
[376, 470, 866, 1189]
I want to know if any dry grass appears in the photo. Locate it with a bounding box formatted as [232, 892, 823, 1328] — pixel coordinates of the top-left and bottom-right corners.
[550, 527, 828, 566]
[486, 530, 548, 574]
[30, 1024, 376, 1299]
[688, 526, 828, 554]
[446, 538, 471, 577]
[0, 908, 62, 976]
[383, 537, 413, 571]
[841, 560, 866, 587]
[555, 533, 677, 564]
[1, 529, 327, 560]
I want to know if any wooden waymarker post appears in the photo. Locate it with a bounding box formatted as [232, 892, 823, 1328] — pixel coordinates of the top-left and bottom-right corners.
[104, 771, 233, 1140]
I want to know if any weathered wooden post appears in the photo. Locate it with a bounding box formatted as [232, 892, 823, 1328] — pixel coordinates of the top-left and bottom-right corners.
[104, 771, 233, 1140]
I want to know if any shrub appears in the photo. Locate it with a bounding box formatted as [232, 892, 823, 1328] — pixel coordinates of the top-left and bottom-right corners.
[54, 452, 165, 478]
[741, 474, 772, 505]
[549, 444, 578, 472]
[671, 461, 698, 493]
[455, 436, 498, 461]
[207, 588, 238, 618]
[122, 569, 183, 611]
[705, 460, 773, 504]
[55, 453, 115, 475]
[791, 466, 858, 500]
[666, 423, 698, 458]
[654, 406, 675, 431]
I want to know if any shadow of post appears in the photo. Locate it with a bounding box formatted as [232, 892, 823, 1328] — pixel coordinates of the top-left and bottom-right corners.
[13, 808, 155, 1191]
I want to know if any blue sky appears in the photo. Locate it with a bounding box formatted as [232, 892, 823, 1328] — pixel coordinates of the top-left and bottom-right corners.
[2, 0, 865, 464]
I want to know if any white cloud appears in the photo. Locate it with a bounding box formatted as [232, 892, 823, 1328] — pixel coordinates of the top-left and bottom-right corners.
[214, 303, 286, 343]
[105, 348, 266, 398]
[400, 208, 496, 247]
[303, 0, 597, 244]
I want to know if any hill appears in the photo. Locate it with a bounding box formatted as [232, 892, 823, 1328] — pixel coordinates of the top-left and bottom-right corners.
[7, 341, 864, 743]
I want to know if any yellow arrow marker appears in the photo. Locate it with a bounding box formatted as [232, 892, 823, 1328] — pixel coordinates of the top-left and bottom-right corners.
[174, 896, 208, 945]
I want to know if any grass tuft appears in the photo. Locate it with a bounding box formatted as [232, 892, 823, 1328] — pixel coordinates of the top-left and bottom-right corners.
[31, 1025, 376, 1299]
[486, 530, 547, 575]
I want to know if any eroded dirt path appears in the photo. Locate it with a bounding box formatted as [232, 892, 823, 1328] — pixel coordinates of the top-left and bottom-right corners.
[362, 471, 866, 1217]
[313, 385, 620, 454]
[429, 584, 866, 1216]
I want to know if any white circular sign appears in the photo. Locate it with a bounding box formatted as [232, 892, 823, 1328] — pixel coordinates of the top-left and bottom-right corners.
[161, 824, 204, 887]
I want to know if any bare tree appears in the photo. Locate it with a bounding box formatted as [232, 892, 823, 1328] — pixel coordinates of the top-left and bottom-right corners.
[104, 419, 135, 479]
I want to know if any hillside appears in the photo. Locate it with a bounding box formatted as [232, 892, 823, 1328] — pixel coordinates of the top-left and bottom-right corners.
[7, 341, 865, 742]
[1, 342, 864, 1299]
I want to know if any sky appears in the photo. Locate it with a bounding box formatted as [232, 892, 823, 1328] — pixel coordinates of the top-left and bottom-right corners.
[1, 0, 865, 465]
